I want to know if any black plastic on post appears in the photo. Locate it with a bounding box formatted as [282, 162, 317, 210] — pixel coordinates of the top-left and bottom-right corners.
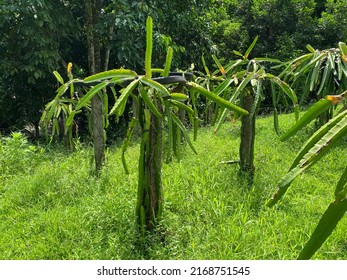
[73, 72, 193, 87]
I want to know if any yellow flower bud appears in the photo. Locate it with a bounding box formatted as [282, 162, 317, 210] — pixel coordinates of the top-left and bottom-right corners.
[67, 62, 73, 74]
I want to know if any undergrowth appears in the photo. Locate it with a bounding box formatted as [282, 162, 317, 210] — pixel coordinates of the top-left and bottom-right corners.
[0, 113, 346, 260]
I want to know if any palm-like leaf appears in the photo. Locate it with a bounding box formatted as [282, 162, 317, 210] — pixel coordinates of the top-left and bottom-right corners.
[267, 110, 347, 207]
[281, 42, 347, 124]
[267, 91, 346, 259]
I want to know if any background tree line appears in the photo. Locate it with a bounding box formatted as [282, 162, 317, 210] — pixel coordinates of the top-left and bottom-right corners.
[1, 0, 347, 139]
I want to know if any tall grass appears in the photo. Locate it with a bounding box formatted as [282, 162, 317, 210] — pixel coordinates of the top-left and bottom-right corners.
[0, 113, 346, 260]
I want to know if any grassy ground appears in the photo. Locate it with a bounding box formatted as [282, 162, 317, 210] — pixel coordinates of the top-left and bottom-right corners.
[0, 113, 346, 260]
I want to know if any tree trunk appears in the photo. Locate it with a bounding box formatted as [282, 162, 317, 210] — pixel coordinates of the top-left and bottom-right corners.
[206, 103, 213, 125]
[34, 121, 40, 139]
[103, 20, 114, 72]
[85, 0, 105, 173]
[136, 103, 163, 232]
[239, 91, 256, 175]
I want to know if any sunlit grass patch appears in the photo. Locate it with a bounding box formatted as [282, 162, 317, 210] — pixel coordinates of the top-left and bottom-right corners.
[0, 112, 346, 260]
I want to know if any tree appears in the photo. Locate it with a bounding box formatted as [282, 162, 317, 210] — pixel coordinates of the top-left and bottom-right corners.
[280, 42, 347, 124]
[43, 17, 248, 234]
[86, 0, 213, 72]
[0, 0, 79, 135]
[210, 37, 299, 176]
[202, 0, 347, 67]
[317, 0, 347, 49]
[85, 0, 106, 172]
[82, 0, 215, 172]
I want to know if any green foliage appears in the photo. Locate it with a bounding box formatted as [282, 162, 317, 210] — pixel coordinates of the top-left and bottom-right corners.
[197, 38, 298, 134]
[280, 42, 347, 124]
[297, 198, 347, 260]
[282, 43, 347, 98]
[41, 16, 246, 233]
[207, 0, 319, 61]
[194, 38, 298, 174]
[3, 0, 347, 137]
[0, 0, 77, 82]
[96, 0, 213, 71]
[1, 114, 346, 259]
[317, 0, 347, 48]
[0, 0, 79, 129]
[279, 97, 335, 141]
[267, 92, 347, 259]
[40, 65, 82, 149]
[0, 132, 43, 176]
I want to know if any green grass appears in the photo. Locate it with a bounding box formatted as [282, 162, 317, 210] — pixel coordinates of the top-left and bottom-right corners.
[0, 113, 346, 260]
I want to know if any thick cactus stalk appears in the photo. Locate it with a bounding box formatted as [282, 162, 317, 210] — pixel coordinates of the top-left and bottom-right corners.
[136, 101, 163, 232]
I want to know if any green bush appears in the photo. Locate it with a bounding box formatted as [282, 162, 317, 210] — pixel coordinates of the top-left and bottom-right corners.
[0, 132, 43, 176]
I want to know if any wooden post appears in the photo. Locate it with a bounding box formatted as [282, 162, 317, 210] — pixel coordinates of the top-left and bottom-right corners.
[239, 90, 256, 175]
[85, 0, 105, 173]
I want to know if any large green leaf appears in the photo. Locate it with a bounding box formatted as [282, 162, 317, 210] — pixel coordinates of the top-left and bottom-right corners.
[168, 99, 194, 115]
[267, 113, 347, 207]
[316, 58, 332, 97]
[201, 55, 211, 77]
[139, 86, 162, 119]
[279, 97, 333, 141]
[233, 50, 244, 58]
[271, 77, 298, 106]
[334, 167, 347, 201]
[140, 77, 170, 97]
[145, 16, 153, 78]
[213, 78, 234, 96]
[75, 81, 109, 110]
[164, 102, 174, 162]
[169, 93, 188, 101]
[53, 71, 64, 84]
[109, 79, 139, 116]
[289, 109, 347, 170]
[339, 42, 347, 56]
[279, 53, 313, 79]
[214, 107, 229, 134]
[103, 91, 109, 128]
[270, 81, 280, 135]
[292, 53, 326, 84]
[306, 44, 316, 53]
[162, 47, 173, 77]
[65, 111, 76, 127]
[253, 57, 281, 63]
[232, 72, 255, 102]
[40, 99, 56, 127]
[225, 59, 244, 73]
[309, 59, 322, 92]
[170, 111, 198, 155]
[244, 36, 258, 59]
[56, 83, 69, 97]
[83, 69, 137, 83]
[212, 55, 226, 76]
[121, 117, 138, 174]
[297, 199, 347, 260]
[337, 55, 343, 81]
[188, 82, 248, 115]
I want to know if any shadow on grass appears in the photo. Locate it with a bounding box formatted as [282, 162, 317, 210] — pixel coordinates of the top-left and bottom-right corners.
[129, 225, 171, 260]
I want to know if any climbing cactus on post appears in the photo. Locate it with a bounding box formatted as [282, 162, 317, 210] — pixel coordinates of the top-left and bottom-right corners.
[42, 17, 248, 235]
